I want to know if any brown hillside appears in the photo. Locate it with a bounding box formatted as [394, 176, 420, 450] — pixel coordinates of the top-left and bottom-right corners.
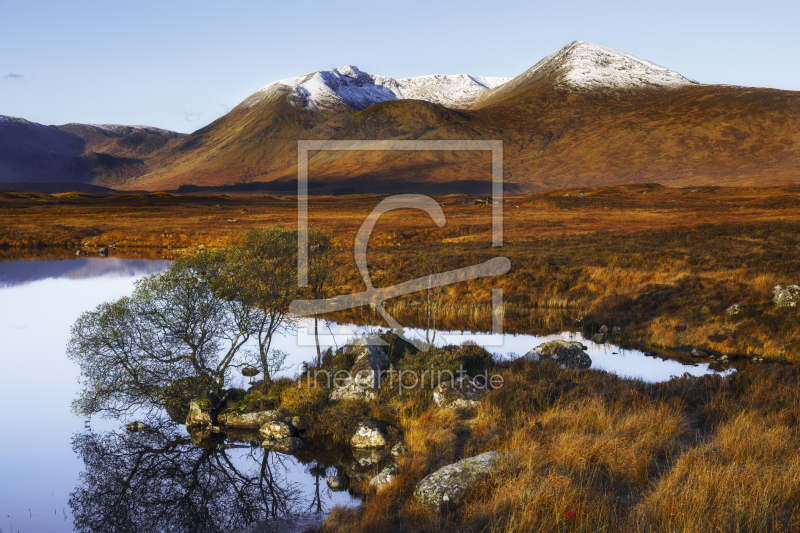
[305, 85, 800, 193]
[118, 84, 800, 193]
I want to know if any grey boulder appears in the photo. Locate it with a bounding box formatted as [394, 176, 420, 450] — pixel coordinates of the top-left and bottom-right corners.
[218, 410, 282, 428]
[391, 442, 408, 457]
[774, 285, 800, 307]
[525, 340, 592, 370]
[185, 399, 212, 427]
[326, 475, 344, 490]
[414, 452, 504, 509]
[725, 304, 742, 316]
[432, 377, 486, 409]
[370, 464, 400, 493]
[351, 420, 389, 448]
[330, 337, 390, 401]
[259, 420, 297, 440]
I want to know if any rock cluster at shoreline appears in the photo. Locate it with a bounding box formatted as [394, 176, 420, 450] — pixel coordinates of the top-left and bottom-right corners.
[524, 340, 592, 369]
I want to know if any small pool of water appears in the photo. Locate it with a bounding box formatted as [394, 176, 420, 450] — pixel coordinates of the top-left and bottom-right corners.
[0, 258, 735, 532]
[289, 323, 735, 383]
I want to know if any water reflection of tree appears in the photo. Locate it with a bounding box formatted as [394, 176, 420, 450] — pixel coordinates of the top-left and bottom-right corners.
[69, 420, 306, 533]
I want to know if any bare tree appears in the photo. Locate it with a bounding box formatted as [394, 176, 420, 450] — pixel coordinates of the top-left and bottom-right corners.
[306, 229, 335, 368]
[424, 253, 445, 348]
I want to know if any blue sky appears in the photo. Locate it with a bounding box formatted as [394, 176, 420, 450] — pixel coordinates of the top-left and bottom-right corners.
[1, 0, 797, 133]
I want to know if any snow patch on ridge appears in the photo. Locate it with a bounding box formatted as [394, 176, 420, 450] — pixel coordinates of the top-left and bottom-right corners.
[398, 74, 510, 108]
[529, 41, 698, 90]
[0, 115, 42, 127]
[235, 41, 696, 116]
[238, 66, 510, 113]
[85, 124, 183, 138]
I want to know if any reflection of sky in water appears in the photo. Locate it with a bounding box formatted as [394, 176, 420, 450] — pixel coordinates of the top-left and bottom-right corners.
[290, 323, 735, 383]
[0, 260, 354, 533]
[0, 258, 171, 288]
[0, 258, 732, 531]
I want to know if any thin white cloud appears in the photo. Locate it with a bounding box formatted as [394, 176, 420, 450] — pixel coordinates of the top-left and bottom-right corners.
[3, 73, 24, 81]
[180, 110, 203, 122]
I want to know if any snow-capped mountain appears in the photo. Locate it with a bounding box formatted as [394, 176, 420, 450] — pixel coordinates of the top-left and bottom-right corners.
[398, 74, 509, 109]
[468, 41, 699, 109]
[236, 65, 511, 114]
[531, 41, 698, 90]
[235, 42, 696, 117]
[0, 114, 52, 128]
[84, 124, 185, 138]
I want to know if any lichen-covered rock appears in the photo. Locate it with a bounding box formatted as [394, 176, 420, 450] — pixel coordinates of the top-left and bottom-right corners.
[185, 399, 212, 427]
[725, 304, 742, 316]
[351, 420, 389, 448]
[370, 464, 399, 492]
[391, 442, 408, 457]
[125, 421, 147, 432]
[259, 420, 297, 440]
[611, 326, 622, 335]
[217, 410, 282, 428]
[327, 476, 343, 490]
[330, 337, 389, 401]
[592, 333, 606, 344]
[261, 437, 278, 448]
[272, 437, 305, 454]
[599, 325, 609, 334]
[162, 377, 207, 423]
[773, 285, 800, 307]
[524, 340, 592, 370]
[414, 452, 504, 508]
[330, 382, 377, 401]
[433, 377, 486, 409]
[691, 348, 707, 358]
[350, 337, 391, 386]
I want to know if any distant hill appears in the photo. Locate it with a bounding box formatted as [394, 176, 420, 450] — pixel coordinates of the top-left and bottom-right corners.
[0, 182, 123, 195]
[0, 116, 185, 187]
[3, 41, 798, 193]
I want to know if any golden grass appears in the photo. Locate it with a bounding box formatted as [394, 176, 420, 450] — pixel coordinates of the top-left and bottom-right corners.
[314, 362, 800, 533]
[2, 184, 799, 360]
[634, 412, 800, 532]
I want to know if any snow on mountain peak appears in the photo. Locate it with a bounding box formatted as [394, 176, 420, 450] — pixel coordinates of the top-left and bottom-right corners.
[235, 41, 695, 116]
[529, 41, 699, 90]
[85, 124, 183, 137]
[0, 115, 39, 126]
[397, 74, 510, 109]
[237, 66, 511, 113]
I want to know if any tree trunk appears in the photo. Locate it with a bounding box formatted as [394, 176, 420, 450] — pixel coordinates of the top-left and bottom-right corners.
[314, 317, 322, 369]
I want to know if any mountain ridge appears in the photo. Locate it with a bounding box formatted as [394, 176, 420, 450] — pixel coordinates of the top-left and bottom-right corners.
[2, 41, 798, 193]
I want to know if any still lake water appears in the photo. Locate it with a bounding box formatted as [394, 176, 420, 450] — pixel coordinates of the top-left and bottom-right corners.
[0, 258, 734, 532]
